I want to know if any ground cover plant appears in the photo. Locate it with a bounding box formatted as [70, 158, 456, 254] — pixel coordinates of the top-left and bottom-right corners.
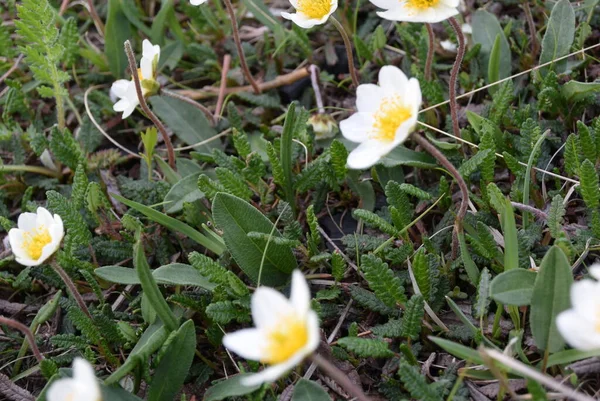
[1, 0, 600, 399]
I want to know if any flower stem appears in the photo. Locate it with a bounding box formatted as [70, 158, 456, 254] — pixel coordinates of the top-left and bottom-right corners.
[87, 0, 105, 35]
[330, 16, 360, 88]
[0, 316, 44, 363]
[222, 0, 261, 94]
[447, 17, 466, 140]
[425, 23, 435, 81]
[309, 353, 371, 401]
[124, 40, 176, 170]
[51, 260, 92, 320]
[162, 89, 217, 126]
[309, 65, 325, 114]
[0, 165, 62, 178]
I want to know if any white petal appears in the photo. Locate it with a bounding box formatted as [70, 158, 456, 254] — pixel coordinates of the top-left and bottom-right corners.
[36, 207, 55, 228]
[190, 0, 208, 5]
[53, 214, 64, 236]
[290, 270, 310, 317]
[282, 12, 321, 29]
[346, 140, 394, 170]
[241, 354, 305, 386]
[142, 40, 159, 60]
[368, 0, 399, 11]
[222, 328, 267, 361]
[378, 66, 408, 97]
[8, 229, 29, 261]
[47, 379, 78, 401]
[252, 287, 294, 329]
[140, 57, 153, 81]
[73, 358, 100, 400]
[557, 310, 600, 350]
[377, 3, 458, 23]
[340, 113, 374, 143]
[391, 117, 417, 147]
[355, 84, 384, 113]
[588, 264, 600, 280]
[441, 0, 459, 7]
[15, 256, 38, 267]
[304, 310, 321, 354]
[17, 212, 38, 231]
[111, 79, 131, 98]
[571, 280, 600, 319]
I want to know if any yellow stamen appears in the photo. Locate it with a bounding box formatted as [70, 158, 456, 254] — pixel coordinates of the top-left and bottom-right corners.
[405, 0, 440, 9]
[296, 0, 332, 19]
[262, 315, 309, 364]
[137, 68, 144, 81]
[23, 227, 52, 260]
[370, 96, 412, 142]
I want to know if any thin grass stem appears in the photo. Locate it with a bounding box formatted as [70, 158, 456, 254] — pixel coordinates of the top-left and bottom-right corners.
[447, 17, 466, 140]
[330, 16, 360, 88]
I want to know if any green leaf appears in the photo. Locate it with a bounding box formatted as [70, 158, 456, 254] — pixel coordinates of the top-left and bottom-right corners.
[502, 198, 519, 271]
[579, 159, 600, 208]
[96, 264, 216, 291]
[547, 195, 566, 239]
[530, 246, 573, 352]
[562, 81, 600, 103]
[458, 231, 479, 285]
[337, 337, 394, 358]
[487, 35, 502, 92]
[215, 167, 253, 200]
[412, 249, 430, 301]
[134, 236, 179, 332]
[402, 295, 424, 340]
[112, 194, 225, 254]
[105, 0, 133, 78]
[490, 269, 537, 305]
[361, 254, 407, 307]
[472, 10, 512, 81]
[353, 209, 399, 237]
[539, 0, 575, 76]
[204, 374, 261, 400]
[458, 149, 492, 178]
[147, 320, 196, 401]
[379, 145, 437, 168]
[474, 268, 491, 319]
[398, 360, 443, 401]
[281, 103, 297, 215]
[428, 337, 484, 365]
[149, 96, 219, 152]
[164, 173, 204, 214]
[292, 379, 333, 401]
[212, 192, 296, 286]
[545, 348, 600, 368]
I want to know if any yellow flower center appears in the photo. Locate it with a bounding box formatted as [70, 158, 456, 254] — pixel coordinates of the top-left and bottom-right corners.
[137, 68, 144, 81]
[296, 0, 332, 19]
[23, 227, 52, 260]
[262, 315, 309, 364]
[405, 0, 440, 9]
[370, 96, 413, 142]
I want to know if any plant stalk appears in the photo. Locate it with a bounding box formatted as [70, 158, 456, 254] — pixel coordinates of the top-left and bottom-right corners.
[447, 17, 466, 140]
[0, 165, 62, 178]
[87, 0, 106, 35]
[310, 353, 371, 401]
[330, 16, 360, 88]
[425, 23, 435, 81]
[221, 0, 261, 94]
[162, 89, 217, 126]
[0, 316, 44, 363]
[124, 40, 176, 169]
[51, 260, 92, 319]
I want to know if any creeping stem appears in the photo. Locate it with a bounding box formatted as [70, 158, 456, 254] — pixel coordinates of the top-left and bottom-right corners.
[222, 0, 261, 94]
[425, 23, 435, 81]
[0, 316, 43, 362]
[124, 40, 176, 169]
[447, 17, 466, 140]
[310, 353, 371, 401]
[330, 17, 360, 88]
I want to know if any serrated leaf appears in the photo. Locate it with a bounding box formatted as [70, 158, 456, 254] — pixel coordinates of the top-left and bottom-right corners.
[337, 337, 394, 358]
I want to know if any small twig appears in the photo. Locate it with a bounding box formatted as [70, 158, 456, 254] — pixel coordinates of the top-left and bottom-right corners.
[0, 316, 43, 363]
[310, 353, 371, 401]
[0, 54, 24, 86]
[124, 40, 176, 169]
[447, 17, 466, 140]
[510, 202, 548, 221]
[51, 260, 92, 320]
[215, 55, 232, 119]
[175, 67, 310, 100]
[310, 65, 325, 114]
[221, 0, 260, 93]
[86, 0, 106, 35]
[162, 89, 217, 126]
[425, 24, 435, 81]
[329, 16, 360, 87]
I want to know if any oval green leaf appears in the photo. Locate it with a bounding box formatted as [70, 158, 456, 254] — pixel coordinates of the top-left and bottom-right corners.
[204, 374, 261, 401]
[292, 379, 333, 401]
[490, 269, 537, 305]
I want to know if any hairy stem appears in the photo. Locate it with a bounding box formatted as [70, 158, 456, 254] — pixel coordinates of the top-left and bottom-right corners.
[124, 40, 176, 169]
[447, 17, 466, 140]
[51, 260, 92, 319]
[330, 16, 360, 88]
[425, 23, 435, 81]
[162, 89, 217, 126]
[310, 353, 371, 401]
[0, 316, 44, 363]
[222, 0, 261, 94]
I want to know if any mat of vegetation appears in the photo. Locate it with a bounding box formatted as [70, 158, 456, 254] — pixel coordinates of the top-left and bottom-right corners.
[1, 0, 600, 400]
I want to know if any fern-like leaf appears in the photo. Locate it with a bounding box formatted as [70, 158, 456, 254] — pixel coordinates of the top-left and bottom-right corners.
[353, 209, 399, 236]
[474, 268, 491, 319]
[579, 159, 600, 209]
[412, 249, 431, 302]
[337, 337, 394, 358]
[400, 183, 432, 200]
[401, 295, 424, 340]
[564, 134, 581, 176]
[547, 195, 565, 239]
[361, 254, 406, 307]
[458, 149, 492, 178]
[215, 167, 253, 200]
[330, 139, 348, 181]
[578, 121, 597, 164]
[398, 360, 443, 401]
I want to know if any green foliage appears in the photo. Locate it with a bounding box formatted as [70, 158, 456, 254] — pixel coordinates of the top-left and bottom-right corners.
[564, 134, 580, 176]
[489, 81, 513, 125]
[266, 141, 285, 186]
[331, 252, 346, 282]
[398, 360, 443, 401]
[578, 121, 597, 163]
[402, 295, 424, 340]
[400, 183, 432, 200]
[412, 249, 431, 301]
[306, 204, 321, 255]
[479, 127, 496, 185]
[46, 190, 91, 245]
[337, 337, 394, 358]
[353, 209, 398, 237]
[547, 195, 565, 239]
[349, 286, 397, 316]
[215, 167, 253, 200]
[198, 174, 227, 200]
[59, 17, 79, 68]
[232, 129, 252, 159]
[474, 268, 491, 319]
[330, 139, 348, 181]
[386, 181, 413, 230]
[579, 159, 600, 209]
[458, 149, 492, 178]
[188, 252, 248, 297]
[49, 127, 84, 170]
[372, 318, 403, 338]
[361, 254, 406, 307]
[206, 301, 250, 325]
[71, 163, 88, 211]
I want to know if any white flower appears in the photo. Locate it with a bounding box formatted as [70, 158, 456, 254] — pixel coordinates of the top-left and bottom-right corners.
[190, 0, 209, 4]
[112, 39, 161, 119]
[281, 0, 337, 28]
[47, 358, 102, 401]
[222, 270, 320, 386]
[370, 0, 459, 23]
[340, 65, 422, 170]
[8, 207, 64, 267]
[309, 114, 338, 140]
[557, 265, 600, 350]
[440, 39, 457, 52]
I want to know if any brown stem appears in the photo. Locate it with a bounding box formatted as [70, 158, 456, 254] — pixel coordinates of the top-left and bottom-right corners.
[215, 54, 232, 119]
[0, 316, 44, 362]
[447, 17, 466, 140]
[50, 260, 92, 319]
[523, 2, 539, 60]
[330, 16, 360, 88]
[425, 23, 435, 81]
[87, 0, 105, 35]
[124, 40, 176, 169]
[222, 0, 261, 94]
[310, 353, 371, 401]
[162, 89, 217, 126]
